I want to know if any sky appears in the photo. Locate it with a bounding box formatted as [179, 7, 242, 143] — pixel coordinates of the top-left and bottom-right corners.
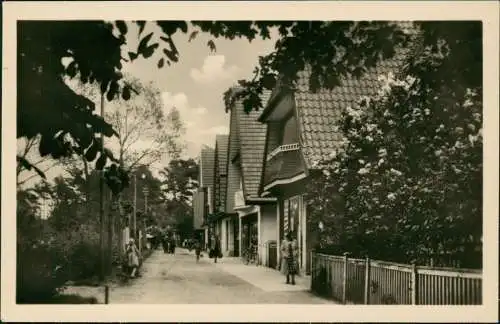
[17, 21, 278, 187]
[122, 22, 278, 159]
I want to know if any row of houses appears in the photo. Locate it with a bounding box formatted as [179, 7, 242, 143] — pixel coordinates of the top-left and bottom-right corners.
[193, 23, 414, 275]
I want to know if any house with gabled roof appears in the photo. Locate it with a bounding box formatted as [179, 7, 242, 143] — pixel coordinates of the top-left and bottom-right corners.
[208, 134, 234, 255]
[225, 87, 278, 267]
[194, 145, 215, 249]
[257, 23, 416, 274]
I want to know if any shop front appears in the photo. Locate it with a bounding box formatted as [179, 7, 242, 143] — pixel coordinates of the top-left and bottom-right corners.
[241, 212, 258, 260]
[280, 194, 311, 274]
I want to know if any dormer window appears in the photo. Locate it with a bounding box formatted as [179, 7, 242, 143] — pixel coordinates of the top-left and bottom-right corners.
[267, 113, 300, 161]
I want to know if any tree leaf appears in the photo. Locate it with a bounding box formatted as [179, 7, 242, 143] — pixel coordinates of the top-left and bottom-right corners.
[138, 32, 154, 54]
[188, 30, 199, 42]
[137, 20, 146, 36]
[85, 142, 99, 161]
[162, 48, 178, 63]
[158, 58, 165, 68]
[142, 43, 159, 59]
[261, 74, 276, 89]
[95, 153, 107, 170]
[107, 81, 119, 101]
[39, 135, 52, 157]
[207, 40, 216, 53]
[122, 85, 131, 100]
[128, 51, 138, 61]
[116, 20, 128, 35]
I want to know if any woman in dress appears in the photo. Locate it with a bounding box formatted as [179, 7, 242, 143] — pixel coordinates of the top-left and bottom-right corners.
[126, 238, 140, 278]
[280, 232, 299, 285]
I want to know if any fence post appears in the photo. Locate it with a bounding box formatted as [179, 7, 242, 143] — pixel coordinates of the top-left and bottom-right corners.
[364, 257, 371, 305]
[310, 249, 314, 290]
[411, 263, 419, 305]
[342, 253, 348, 304]
[104, 285, 109, 304]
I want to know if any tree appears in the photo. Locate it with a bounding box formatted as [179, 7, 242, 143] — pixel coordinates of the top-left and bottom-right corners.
[61, 75, 184, 258]
[306, 21, 482, 268]
[18, 21, 121, 170]
[104, 76, 184, 170]
[17, 184, 50, 240]
[160, 158, 199, 203]
[16, 171, 105, 303]
[159, 158, 199, 237]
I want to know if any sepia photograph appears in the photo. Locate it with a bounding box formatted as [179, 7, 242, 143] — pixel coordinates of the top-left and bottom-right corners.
[2, 1, 499, 322]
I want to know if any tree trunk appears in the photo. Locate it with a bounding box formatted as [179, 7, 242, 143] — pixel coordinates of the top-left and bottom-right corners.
[82, 156, 92, 218]
[117, 192, 125, 260]
[106, 191, 114, 274]
[115, 151, 125, 262]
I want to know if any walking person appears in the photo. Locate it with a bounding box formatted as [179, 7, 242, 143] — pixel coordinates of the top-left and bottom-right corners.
[126, 239, 140, 278]
[280, 232, 299, 285]
[194, 238, 202, 262]
[212, 234, 222, 263]
[162, 233, 169, 253]
[170, 236, 176, 254]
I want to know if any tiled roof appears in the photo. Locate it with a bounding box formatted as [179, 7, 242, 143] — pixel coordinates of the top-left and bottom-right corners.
[296, 22, 417, 168]
[200, 146, 215, 188]
[225, 88, 271, 211]
[214, 134, 229, 212]
[238, 90, 272, 199]
[193, 189, 205, 230]
[225, 97, 241, 213]
[215, 134, 229, 175]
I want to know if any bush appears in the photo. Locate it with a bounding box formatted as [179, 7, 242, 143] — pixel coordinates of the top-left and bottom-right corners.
[315, 244, 346, 256]
[68, 240, 101, 281]
[17, 224, 102, 303]
[16, 240, 69, 303]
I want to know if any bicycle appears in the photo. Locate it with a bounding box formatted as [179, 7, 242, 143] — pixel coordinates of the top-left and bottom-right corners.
[243, 245, 258, 265]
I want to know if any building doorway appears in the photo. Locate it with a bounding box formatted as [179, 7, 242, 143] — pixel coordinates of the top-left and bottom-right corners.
[284, 195, 306, 271]
[241, 212, 258, 258]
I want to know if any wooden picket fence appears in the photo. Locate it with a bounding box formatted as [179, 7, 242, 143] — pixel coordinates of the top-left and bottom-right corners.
[310, 252, 482, 305]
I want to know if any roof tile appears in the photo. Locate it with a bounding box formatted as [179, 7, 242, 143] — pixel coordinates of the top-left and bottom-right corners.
[294, 23, 417, 167]
[200, 147, 215, 189]
[238, 91, 272, 198]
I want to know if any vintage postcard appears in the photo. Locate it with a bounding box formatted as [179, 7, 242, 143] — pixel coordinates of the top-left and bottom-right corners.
[2, 1, 499, 322]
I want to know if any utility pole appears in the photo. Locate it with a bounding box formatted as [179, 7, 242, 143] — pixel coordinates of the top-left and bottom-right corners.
[133, 173, 145, 242]
[133, 173, 137, 241]
[99, 92, 106, 281]
[142, 187, 149, 254]
[143, 188, 149, 213]
[107, 188, 113, 274]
